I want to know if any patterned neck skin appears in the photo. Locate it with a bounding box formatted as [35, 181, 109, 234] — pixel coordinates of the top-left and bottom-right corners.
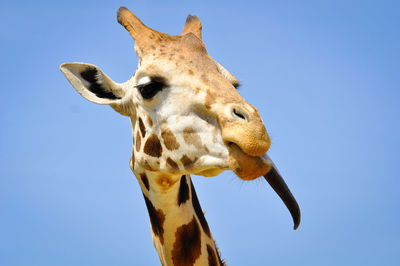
[134, 164, 224, 266]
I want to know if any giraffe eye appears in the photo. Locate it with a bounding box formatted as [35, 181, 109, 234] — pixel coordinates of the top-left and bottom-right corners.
[137, 81, 165, 99]
[136, 76, 167, 100]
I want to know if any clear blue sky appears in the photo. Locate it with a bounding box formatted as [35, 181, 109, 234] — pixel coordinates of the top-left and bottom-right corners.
[1, 0, 399, 265]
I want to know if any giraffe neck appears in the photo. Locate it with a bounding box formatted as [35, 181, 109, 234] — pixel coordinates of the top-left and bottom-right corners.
[134, 169, 224, 266]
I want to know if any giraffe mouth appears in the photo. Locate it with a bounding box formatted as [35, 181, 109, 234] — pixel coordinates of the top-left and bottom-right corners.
[227, 143, 271, 180]
[227, 143, 301, 230]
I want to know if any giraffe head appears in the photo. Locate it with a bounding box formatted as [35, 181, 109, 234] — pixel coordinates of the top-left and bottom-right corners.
[61, 7, 270, 180]
[60, 7, 300, 228]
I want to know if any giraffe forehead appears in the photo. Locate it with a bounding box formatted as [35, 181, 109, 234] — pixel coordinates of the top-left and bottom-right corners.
[136, 36, 240, 100]
[141, 53, 217, 82]
[139, 32, 207, 58]
[138, 37, 221, 81]
[138, 58, 236, 105]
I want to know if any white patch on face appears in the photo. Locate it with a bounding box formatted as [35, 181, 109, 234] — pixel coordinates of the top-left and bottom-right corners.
[137, 75, 151, 86]
[157, 112, 229, 174]
[128, 66, 230, 176]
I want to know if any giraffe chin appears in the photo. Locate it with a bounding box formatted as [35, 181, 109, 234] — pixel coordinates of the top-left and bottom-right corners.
[227, 143, 272, 180]
[194, 168, 224, 177]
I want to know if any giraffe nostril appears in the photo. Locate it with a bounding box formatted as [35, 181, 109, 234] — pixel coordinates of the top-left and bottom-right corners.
[232, 108, 246, 121]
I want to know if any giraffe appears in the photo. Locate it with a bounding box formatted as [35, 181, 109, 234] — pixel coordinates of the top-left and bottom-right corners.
[60, 7, 300, 265]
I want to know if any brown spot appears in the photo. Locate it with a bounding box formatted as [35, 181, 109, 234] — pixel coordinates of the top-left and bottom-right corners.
[136, 131, 141, 152]
[179, 55, 185, 60]
[207, 245, 218, 266]
[138, 117, 146, 138]
[156, 174, 178, 190]
[147, 116, 153, 127]
[143, 161, 154, 171]
[161, 126, 180, 150]
[188, 69, 194, 75]
[172, 216, 201, 266]
[144, 134, 163, 157]
[166, 157, 179, 170]
[201, 74, 209, 83]
[150, 45, 156, 50]
[183, 127, 203, 149]
[140, 173, 150, 191]
[180, 155, 195, 169]
[191, 180, 211, 237]
[205, 89, 216, 110]
[211, 79, 220, 89]
[178, 175, 190, 206]
[143, 194, 165, 244]
[195, 87, 200, 95]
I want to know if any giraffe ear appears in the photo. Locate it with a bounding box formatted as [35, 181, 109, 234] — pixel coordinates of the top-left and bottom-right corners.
[181, 14, 202, 40]
[60, 62, 125, 104]
[60, 63, 133, 116]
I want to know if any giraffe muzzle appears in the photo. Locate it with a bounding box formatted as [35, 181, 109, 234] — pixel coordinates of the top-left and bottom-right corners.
[221, 104, 271, 157]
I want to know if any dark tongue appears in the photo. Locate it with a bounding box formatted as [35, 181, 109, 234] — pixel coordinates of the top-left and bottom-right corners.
[264, 161, 301, 230]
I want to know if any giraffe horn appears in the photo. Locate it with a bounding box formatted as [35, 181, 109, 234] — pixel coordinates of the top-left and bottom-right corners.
[117, 7, 152, 40]
[181, 14, 202, 39]
[263, 158, 301, 230]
